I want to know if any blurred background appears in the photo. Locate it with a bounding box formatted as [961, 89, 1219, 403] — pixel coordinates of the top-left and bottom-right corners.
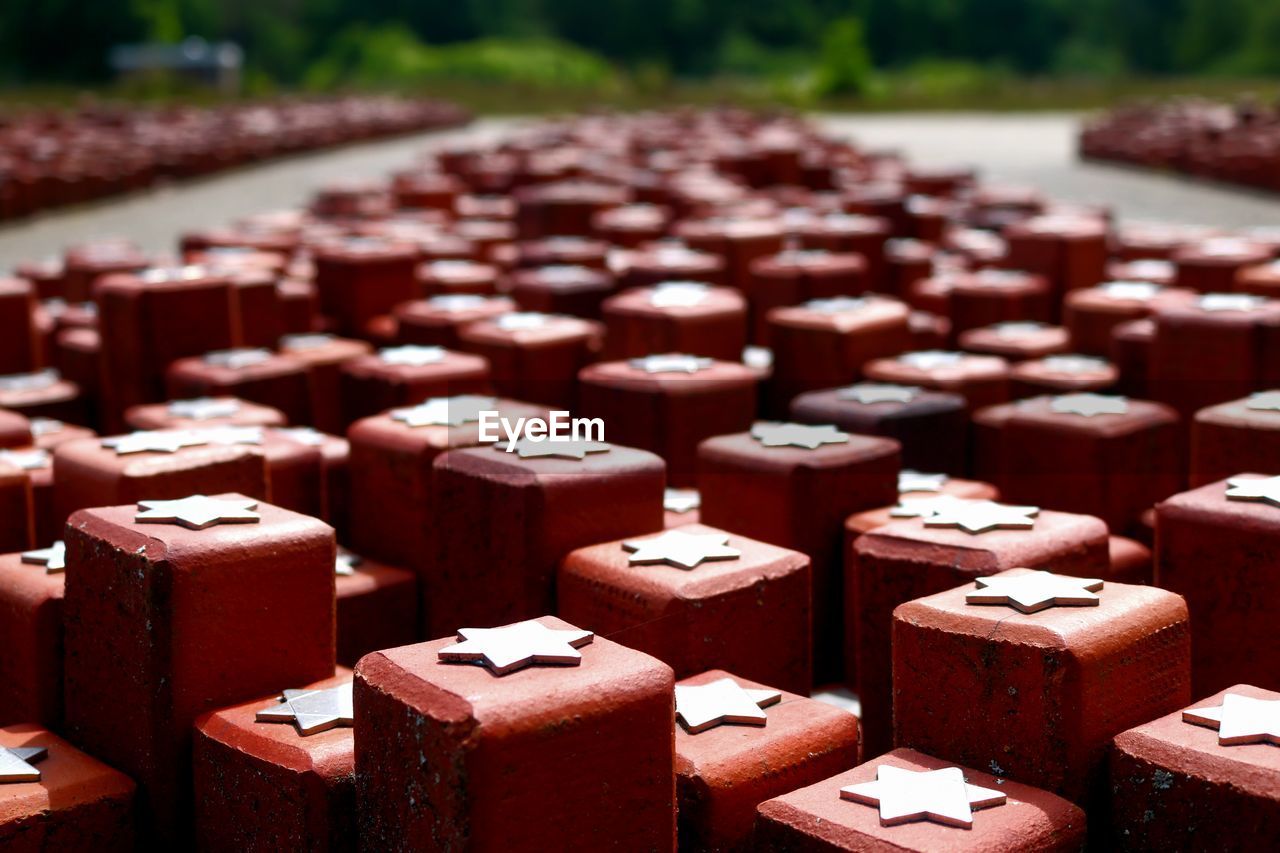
[2, 0, 1278, 111]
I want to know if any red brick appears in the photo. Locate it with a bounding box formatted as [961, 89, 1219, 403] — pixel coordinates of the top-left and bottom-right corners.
[601, 284, 748, 362]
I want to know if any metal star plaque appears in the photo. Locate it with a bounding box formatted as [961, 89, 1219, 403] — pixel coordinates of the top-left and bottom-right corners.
[0, 448, 49, 470]
[21, 541, 65, 574]
[1199, 293, 1265, 313]
[134, 495, 261, 530]
[335, 547, 362, 576]
[803, 296, 869, 315]
[167, 397, 241, 420]
[623, 529, 741, 569]
[991, 321, 1048, 337]
[1225, 475, 1280, 508]
[391, 395, 497, 427]
[379, 345, 446, 367]
[438, 619, 595, 675]
[628, 354, 715, 374]
[29, 418, 63, 437]
[0, 745, 47, 783]
[497, 312, 554, 331]
[923, 500, 1039, 534]
[840, 765, 1006, 829]
[899, 350, 965, 371]
[899, 470, 948, 493]
[1246, 391, 1280, 412]
[197, 425, 264, 447]
[649, 282, 709, 308]
[751, 422, 850, 450]
[1050, 393, 1129, 418]
[1183, 693, 1280, 746]
[890, 494, 974, 520]
[675, 677, 782, 733]
[429, 294, 490, 312]
[839, 383, 920, 405]
[1041, 355, 1110, 374]
[205, 348, 273, 370]
[664, 488, 700, 514]
[966, 571, 1104, 613]
[102, 430, 208, 455]
[256, 682, 355, 736]
[280, 333, 335, 350]
[0, 369, 59, 393]
[275, 427, 326, 446]
[1100, 281, 1161, 301]
[497, 439, 611, 460]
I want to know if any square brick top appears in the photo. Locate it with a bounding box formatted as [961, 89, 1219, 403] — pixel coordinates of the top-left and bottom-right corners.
[578, 360, 759, 393]
[435, 442, 665, 488]
[0, 724, 135, 816]
[674, 669, 858, 785]
[124, 398, 287, 431]
[355, 615, 674, 730]
[756, 747, 1086, 851]
[341, 349, 489, 383]
[167, 352, 308, 385]
[1114, 684, 1280, 800]
[863, 352, 1010, 386]
[278, 335, 373, 367]
[698, 431, 900, 477]
[767, 297, 910, 334]
[348, 399, 551, 456]
[54, 436, 268, 485]
[1158, 475, 1280, 532]
[66, 492, 334, 569]
[852, 510, 1109, 576]
[1195, 397, 1280, 434]
[894, 567, 1188, 653]
[563, 523, 808, 602]
[194, 670, 353, 778]
[603, 285, 745, 319]
[1004, 395, 1178, 438]
[791, 386, 967, 423]
[459, 315, 604, 348]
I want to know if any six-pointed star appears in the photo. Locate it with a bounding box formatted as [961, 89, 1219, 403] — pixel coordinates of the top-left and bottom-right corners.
[899, 350, 964, 371]
[839, 383, 920, 405]
[498, 312, 554, 330]
[391, 395, 497, 427]
[335, 548, 362, 576]
[649, 282, 708, 307]
[1225, 475, 1280, 508]
[497, 438, 611, 460]
[198, 426, 264, 446]
[0, 745, 47, 783]
[663, 488, 700, 514]
[1101, 281, 1161, 301]
[675, 677, 782, 734]
[102, 430, 208, 455]
[751, 422, 850, 450]
[168, 397, 241, 420]
[1199, 293, 1264, 313]
[21, 541, 65, 574]
[840, 765, 1006, 828]
[898, 470, 947, 493]
[623, 530, 741, 569]
[1050, 393, 1129, 418]
[276, 427, 326, 446]
[205, 348, 272, 369]
[628, 354, 715, 374]
[991, 321, 1048, 336]
[889, 494, 973, 520]
[438, 620, 595, 675]
[966, 570, 1104, 613]
[379, 345, 446, 367]
[1042, 355, 1110, 374]
[1247, 390, 1280, 412]
[0, 448, 49, 470]
[804, 296, 869, 314]
[256, 682, 355, 736]
[0, 369, 58, 393]
[135, 495, 261, 530]
[923, 500, 1039, 534]
[1183, 693, 1280, 746]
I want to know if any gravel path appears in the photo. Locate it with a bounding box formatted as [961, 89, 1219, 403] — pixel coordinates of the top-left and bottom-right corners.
[3, 111, 1280, 270]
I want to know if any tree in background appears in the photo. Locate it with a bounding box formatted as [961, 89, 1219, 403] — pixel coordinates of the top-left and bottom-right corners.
[812, 17, 872, 97]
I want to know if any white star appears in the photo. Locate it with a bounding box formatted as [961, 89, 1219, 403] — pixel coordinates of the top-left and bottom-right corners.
[899, 470, 948, 493]
[0, 745, 47, 783]
[438, 619, 595, 675]
[664, 488, 700, 514]
[167, 397, 241, 420]
[390, 395, 497, 428]
[649, 282, 709, 308]
[428, 294, 490, 312]
[134, 495, 261, 530]
[197, 426, 263, 446]
[21, 541, 65, 574]
[1183, 692, 1280, 746]
[204, 348, 273, 370]
[742, 346, 772, 370]
[966, 570, 1104, 613]
[335, 547, 362, 576]
[1041, 355, 1110, 374]
[497, 439, 611, 460]
[1225, 475, 1280, 508]
[1246, 391, 1280, 412]
[839, 383, 920, 405]
[628, 354, 714, 374]
[0, 448, 49, 470]
[803, 296, 870, 315]
[379, 345, 446, 367]
[623, 530, 741, 569]
[751, 422, 850, 450]
[1100, 281, 1161, 301]
[102, 430, 208, 455]
[899, 350, 965, 371]
[923, 500, 1040, 534]
[1199, 293, 1266, 313]
[890, 494, 975, 520]
[675, 677, 782, 733]
[255, 682, 354, 736]
[497, 312, 554, 331]
[1050, 393, 1129, 418]
[280, 333, 335, 350]
[0, 369, 59, 393]
[991, 321, 1049, 337]
[275, 427, 326, 446]
[840, 765, 1006, 828]
[28, 418, 64, 437]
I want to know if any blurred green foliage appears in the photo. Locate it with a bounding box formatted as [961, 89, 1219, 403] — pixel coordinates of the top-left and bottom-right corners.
[0, 0, 1278, 106]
